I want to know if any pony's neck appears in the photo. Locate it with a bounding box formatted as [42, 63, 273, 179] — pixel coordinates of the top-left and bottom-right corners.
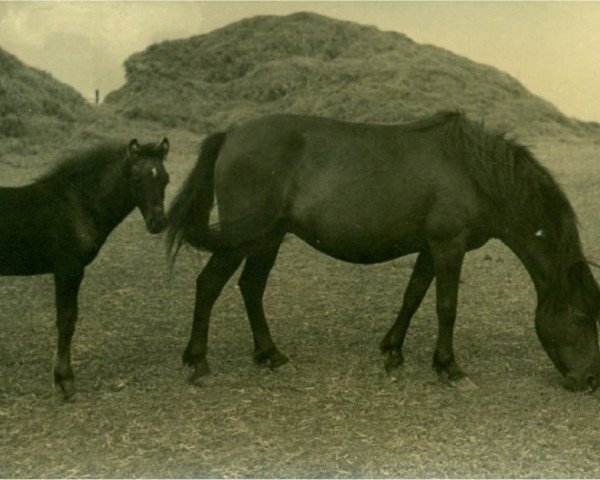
[77, 161, 135, 239]
[499, 218, 582, 300]
[503, 234, 554, 297]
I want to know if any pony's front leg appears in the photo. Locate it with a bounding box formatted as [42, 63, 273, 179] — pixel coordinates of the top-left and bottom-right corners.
[183, 251, 244, 385]
[53, 266, 84, 400]
[381, 251, 434, 373]
[429, 235, 476, 389]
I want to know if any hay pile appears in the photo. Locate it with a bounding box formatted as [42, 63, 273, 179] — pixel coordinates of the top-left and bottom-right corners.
[0, 47, 95, 143]
[0, 47, 168, 162]
[106, 12, 598, 140]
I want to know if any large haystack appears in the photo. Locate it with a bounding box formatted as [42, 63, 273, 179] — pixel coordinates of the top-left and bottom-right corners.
[106, 12, 598, 140]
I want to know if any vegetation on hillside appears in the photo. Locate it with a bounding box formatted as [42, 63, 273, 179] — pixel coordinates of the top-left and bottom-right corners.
[0, 47, 95, 143]
[106, 12, 599, 140]
[0, 47, 92, 119]
[0, 47, 171, 163]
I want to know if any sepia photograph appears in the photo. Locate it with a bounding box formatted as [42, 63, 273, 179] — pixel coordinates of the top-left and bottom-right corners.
[1, 1, 600, 477]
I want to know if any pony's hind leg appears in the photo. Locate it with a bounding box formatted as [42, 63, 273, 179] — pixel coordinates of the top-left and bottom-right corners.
[238, 238, 288, 369]
[53, 266, 84, 400]
[184, 250, 244, 385]
[381, 251, 434, 373]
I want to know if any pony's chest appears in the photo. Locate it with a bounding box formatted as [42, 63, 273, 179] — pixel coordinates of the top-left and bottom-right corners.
[68, 213, 102, 262]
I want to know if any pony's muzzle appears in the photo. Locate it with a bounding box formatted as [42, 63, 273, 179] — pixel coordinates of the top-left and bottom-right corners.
[143, 207, 168, 234]
[586, 374, 599, 392]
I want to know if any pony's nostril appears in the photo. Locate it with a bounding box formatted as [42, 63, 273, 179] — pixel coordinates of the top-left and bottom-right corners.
[147, 215, 167, 233]
[586, 375, 598, 392]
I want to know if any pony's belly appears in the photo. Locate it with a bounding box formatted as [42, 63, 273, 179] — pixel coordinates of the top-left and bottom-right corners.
[0, 239, 54, 275]
[307, 241, 420, 264]
[287, 199, 427, 264]
[0, 252, 53, 275]
[0, 256, 53, 275]
[290, 223, 424, 264]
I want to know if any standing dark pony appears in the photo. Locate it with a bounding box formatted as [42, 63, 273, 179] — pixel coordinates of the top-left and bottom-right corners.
[167, 112, 600, 392]
[0, 138, 170, 399]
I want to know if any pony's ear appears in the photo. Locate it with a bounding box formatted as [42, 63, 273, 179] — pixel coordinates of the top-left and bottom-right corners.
[127, 139, 140, 160]
[159, 137, 169, 159]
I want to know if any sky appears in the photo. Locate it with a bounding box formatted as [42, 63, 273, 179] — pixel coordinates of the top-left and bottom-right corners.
[1, 1, 599, 122]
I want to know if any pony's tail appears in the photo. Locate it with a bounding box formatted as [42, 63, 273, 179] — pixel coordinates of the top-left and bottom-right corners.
[166, 132, 226, 261]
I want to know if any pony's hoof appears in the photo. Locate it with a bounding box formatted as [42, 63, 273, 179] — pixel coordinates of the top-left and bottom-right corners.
[270, 361, 297, 376]
[57, 378, 77, 401]
[188, 372, 215, 387]
[63, 391, 82, 403]
[269, 352, 290, 370]
[450, 376, 478, 391]
[436, 370, 478, 390]
[254, 349, 289, 370]
[187, 359, 211, 386]
[384, 350, 404, 374]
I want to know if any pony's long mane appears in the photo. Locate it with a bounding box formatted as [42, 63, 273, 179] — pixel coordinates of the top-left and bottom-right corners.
[443, 112, 577, 253]
[37, 141, 164, 192]
[445, 113, 573, 219]
[37, 143, 127, 189]
[443, 112, 600, 316]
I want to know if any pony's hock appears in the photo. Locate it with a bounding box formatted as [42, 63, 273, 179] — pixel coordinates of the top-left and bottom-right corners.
[0, 138, 170, 400]
[168, 111, 600, 392]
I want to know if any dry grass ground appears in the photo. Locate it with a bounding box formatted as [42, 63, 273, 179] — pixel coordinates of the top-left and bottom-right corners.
[1, 135, 600, 478]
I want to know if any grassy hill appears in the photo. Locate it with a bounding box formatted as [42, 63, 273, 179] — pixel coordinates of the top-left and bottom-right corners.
[105, 12, 599, 141]
[0, 46, 97, 149]
[0, 46, 173, 168]
[0, 47, 92, 123]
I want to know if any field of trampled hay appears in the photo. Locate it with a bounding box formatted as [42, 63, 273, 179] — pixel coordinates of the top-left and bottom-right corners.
[1, 134, 600, 478]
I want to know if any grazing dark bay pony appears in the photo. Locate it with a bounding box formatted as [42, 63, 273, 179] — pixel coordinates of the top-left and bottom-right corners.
[167, 112, 600, 391]
[0, 138, 170, 399]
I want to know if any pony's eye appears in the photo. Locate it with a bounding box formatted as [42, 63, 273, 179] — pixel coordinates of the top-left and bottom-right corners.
[534, 229, 546, 239]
